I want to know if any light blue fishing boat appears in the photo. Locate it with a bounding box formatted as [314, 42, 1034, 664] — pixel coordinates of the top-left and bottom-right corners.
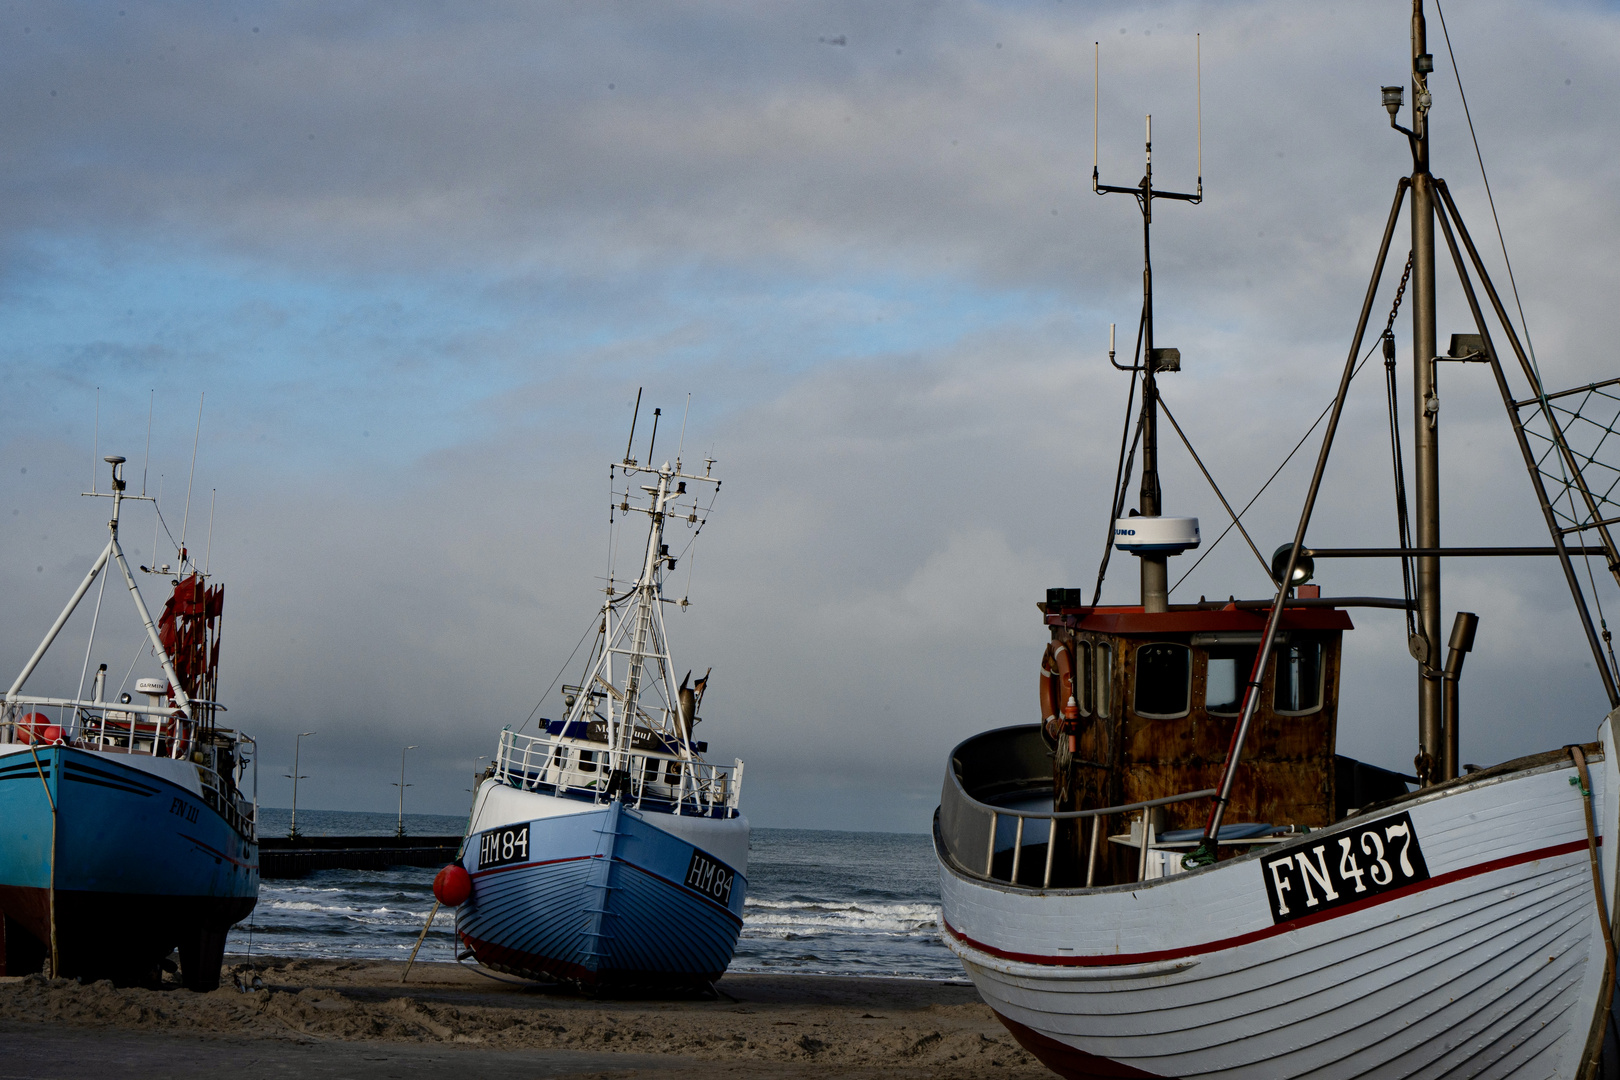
[454, 407, 747, 990]
[0, 456, 257, 987]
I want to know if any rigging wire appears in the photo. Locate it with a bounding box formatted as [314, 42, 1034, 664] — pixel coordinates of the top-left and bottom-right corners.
[1438, 0, 1619, 678]
[1157, 398, 1272, 581]
[514, 609, 603, 735]
[1170, 334, 1390, 593]
[1379, 253, 1418, 640]
[1433, 0, 1541, 381]
[1090, 306, 1145, 605]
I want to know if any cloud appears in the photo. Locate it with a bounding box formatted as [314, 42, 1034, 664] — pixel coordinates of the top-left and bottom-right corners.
[2, 0, 1619, 830]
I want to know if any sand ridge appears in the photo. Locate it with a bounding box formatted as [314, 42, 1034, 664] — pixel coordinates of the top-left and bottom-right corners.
[0, 958, 1045, 1077]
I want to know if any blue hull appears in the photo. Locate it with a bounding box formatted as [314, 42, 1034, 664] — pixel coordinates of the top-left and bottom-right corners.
[456, 801, 746, 988]
[0, 745, 257, 981]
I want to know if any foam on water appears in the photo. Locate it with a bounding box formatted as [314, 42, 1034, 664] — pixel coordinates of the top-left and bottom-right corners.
[228, 816, 957, 978]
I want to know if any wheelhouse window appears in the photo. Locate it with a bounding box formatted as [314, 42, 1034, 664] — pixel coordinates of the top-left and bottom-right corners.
[1275, 640, 1325, 715]
[1205, 645, 1259, 716]
[1134, 643, 1191, 719]
[577, 748, 598, 772]
[1096, 642, 1113, 717]
[1075, 641, 1093, 715]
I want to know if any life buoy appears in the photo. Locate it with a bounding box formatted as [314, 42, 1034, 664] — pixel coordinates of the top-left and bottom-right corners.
[1039, 642, 1079, 749]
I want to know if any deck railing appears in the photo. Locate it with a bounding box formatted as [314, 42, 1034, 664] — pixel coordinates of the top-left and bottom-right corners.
[494, 727, 743, 816]
[937, 724, 1214, 889]
[0, 701, 257, 843]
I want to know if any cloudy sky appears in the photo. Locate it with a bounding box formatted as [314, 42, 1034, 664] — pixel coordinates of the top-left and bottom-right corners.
[3, 0, 1619, 832]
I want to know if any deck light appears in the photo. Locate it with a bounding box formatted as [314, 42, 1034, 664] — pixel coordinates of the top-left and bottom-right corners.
[1270, 545, 1314, 588]
[1381, 85, 1404, 120]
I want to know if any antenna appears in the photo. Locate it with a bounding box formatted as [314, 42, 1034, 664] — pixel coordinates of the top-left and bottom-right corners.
[205, 489, 216, 574]
[623, 388, 643, 465]
[180, 392, 204, 565]
[1093, 42, 1100, 189]
[675, 393, 691, 470]
[1196, 33, 1203, 194]
[646, 407, 661, 465]
[92, 388, 100, 494]
[151, 475, 163, 568]
[141, 390, 153, 496]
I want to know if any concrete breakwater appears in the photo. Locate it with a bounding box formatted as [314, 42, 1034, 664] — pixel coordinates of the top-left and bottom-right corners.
[258, 836, 462, 879]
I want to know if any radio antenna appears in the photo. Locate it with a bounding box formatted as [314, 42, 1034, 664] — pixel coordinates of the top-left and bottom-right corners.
[1093, 42, 1100, 186]
[180, 392, 203, 564]
[675, 393, 691, 470]
[92, 387, 100, 494]
[646, 407, 662, 465]
[205, 489, 216, 574]
[623, 387, 643, 466]
[1196, 33, 1203, 193]
[141, 390, 154, 496]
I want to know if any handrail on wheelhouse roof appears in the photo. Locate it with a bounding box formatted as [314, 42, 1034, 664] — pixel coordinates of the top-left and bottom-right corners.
[1042, 604, 1357, 633]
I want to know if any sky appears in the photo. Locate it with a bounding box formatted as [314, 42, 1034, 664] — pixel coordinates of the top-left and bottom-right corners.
[3, 0, 1620, 833]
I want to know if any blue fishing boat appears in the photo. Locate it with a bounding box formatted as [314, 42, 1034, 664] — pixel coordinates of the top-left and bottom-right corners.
[450, 405, 748, 990]
[0, 456, 258, 988]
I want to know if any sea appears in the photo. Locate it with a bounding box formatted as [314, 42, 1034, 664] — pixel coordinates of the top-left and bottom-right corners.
[228, 809, 960, 980]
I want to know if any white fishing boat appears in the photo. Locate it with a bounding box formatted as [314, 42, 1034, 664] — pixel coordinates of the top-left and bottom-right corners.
[446, 402, 748, 991]
[934, 6, 1620, 1077]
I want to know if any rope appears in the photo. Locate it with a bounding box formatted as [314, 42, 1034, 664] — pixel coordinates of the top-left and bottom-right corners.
[1567, 744, 1617, 1077]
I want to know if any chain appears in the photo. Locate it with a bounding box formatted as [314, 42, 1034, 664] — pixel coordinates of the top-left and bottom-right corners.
[1384, 252, 1415, 335]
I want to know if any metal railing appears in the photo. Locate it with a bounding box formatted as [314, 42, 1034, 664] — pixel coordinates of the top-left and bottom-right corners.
[0, 702, 257, 842]
[937, 725, 1214, 889]
[494, 727, 743, 816]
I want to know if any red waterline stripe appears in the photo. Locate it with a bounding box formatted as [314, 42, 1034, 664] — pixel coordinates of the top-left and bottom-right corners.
[946, 837, 1591, 968]
[178, 833, 257, 870]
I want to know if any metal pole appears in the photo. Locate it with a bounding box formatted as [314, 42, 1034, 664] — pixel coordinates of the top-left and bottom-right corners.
[1430, 183, 1620, 706]
[6, 539, 113, 701]
[397, 744, 417, 837]
[1139, 116, 1168, 613]
[289, 731, 314, 838]
[1188, 178, 1412, 867]
[1440, 612, 1477, 781]
[1409, 1, 1442, 784]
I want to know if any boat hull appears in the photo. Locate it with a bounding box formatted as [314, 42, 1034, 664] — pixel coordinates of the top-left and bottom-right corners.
[936, 725, 1620, 1079]
[456, 780, 748, 989]
[0, 743, 258, 982]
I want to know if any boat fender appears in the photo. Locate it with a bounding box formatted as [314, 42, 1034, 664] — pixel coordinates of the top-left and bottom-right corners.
[17, 712, 51, 744]
[432, 864, 472, 906]
[1039, 642, 1078, 749]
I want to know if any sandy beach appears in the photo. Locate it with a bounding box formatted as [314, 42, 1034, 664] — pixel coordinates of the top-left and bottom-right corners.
[0, 958, 1044, 1078]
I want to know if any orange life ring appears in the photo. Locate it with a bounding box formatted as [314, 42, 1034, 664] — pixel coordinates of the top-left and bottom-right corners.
[1039, 642, 1079, 747]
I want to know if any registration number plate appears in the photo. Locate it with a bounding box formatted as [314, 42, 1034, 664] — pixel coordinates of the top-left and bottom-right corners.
[1262, 811, 1429, 923]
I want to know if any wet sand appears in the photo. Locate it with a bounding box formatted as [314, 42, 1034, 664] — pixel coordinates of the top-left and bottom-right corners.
[0, 958, 1044, 1078]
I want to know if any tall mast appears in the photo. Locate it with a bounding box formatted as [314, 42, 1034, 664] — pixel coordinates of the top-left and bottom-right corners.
[1409, 0, 1442, 782]
[1138, 116, 1167, 613]
[616, 465, 670, 769]
[1096, 112, 1200, 613]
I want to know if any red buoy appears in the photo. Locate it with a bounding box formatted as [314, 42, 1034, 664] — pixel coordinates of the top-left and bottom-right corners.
[432, 863, 472, 906]
[18, 713, 50, 744]
[40, 725, 64, 745]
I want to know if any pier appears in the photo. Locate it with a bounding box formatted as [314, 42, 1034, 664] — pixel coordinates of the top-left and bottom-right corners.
[258, 835, 462, 879]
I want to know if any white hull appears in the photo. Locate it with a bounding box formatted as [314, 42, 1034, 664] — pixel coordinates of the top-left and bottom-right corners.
[937, 723, 1620, 1079]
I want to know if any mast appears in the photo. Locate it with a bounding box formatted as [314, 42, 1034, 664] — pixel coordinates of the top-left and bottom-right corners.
[615, 465, 671, 775]
[1409, 0, 1443, 783]
[1096, 113, 1200, 613]
[1138, 117, 1167, 613]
